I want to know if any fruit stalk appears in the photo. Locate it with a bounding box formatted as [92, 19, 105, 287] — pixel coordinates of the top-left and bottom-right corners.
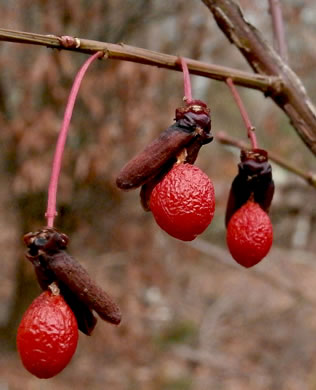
[226, 77, 258, 149]
[45, 51, 104, 228]
[178, 57, 193, 103]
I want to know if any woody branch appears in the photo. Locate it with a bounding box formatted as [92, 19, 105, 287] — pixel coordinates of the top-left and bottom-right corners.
[0, 28, 275, 92]
[202, 0, 316, 156]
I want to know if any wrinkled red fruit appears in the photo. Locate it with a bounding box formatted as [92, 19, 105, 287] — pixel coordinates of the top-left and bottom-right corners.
[226, 200, 273, 268]
[150, 163, 215, 241]
[17, 290, 78, 379]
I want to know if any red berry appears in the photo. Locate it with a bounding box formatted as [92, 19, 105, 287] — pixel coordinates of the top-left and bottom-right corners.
[150, 163, 215, 241]
[17, 290, 78, 379]
[226, 200, 273, 268]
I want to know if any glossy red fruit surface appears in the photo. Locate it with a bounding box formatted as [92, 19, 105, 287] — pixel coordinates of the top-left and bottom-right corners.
[17, 290, 78, 379]
[226, 200, 273, 268]
[150, 163, 215, 241]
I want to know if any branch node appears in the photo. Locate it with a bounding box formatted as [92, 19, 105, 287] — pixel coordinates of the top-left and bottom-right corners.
[99, 50, 109, 60]
[58, 35, 81, 49]
[267, 76, 284, 96]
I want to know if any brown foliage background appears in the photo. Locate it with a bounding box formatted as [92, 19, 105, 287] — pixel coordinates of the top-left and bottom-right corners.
[0, 1, 315, 389]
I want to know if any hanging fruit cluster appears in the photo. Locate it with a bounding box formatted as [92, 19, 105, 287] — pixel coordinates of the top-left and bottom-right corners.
[16, 52, 275, 380]
[116, 107, 274, 265]
[116, 71, 275, 266]
[18, 228, 121, 378]
[17, 51, 121, 379]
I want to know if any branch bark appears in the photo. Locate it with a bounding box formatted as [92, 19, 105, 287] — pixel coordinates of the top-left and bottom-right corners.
[202, 0, 316, 156]
[0, 28, 277, 93]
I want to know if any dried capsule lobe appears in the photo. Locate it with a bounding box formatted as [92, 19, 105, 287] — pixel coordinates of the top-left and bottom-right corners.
[116, 100, 212, 191]
[46, 251, 121, 325]
[116, 127, 195, 190]
[225, 149, 274, 226]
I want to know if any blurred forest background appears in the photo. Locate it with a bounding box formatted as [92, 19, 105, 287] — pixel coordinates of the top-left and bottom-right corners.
[0, 1, 315, 389]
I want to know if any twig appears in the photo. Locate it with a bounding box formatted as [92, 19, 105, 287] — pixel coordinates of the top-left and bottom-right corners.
[268, 0, 288, 62]
[187, 238, 313, 305]
[45, 51, 104, 227]
[216, 131, 316, 189]
[0, 28, 278, 93]
[171, 345, 240, 374]
[226, 78, 258, 149]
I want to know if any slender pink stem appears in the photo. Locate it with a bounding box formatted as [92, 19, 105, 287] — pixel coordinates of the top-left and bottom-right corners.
[226, 78, 258, 149]
[45, 51, 104, 227]
[179, 57, 193, 103]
